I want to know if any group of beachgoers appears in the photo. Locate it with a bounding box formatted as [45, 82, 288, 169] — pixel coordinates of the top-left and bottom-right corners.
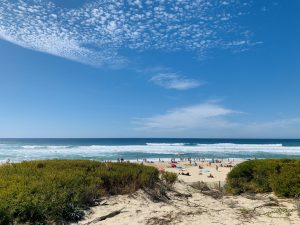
[159, 157, 237, 179]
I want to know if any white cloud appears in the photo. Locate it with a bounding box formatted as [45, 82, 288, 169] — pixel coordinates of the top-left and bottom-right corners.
[0, 0, 253, 67]
[134, 103, 300, 138]
[135, 102, 238, 130]
[150, 73, 202, 90]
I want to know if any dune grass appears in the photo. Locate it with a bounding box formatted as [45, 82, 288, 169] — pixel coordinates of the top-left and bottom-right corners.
[160, 171, 178, 187]
[0, 160, 159, 225]
[226, 159, 300, 198]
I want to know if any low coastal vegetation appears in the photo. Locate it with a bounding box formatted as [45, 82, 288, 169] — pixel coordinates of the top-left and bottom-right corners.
[161, 171, 178, 187]
[226, 159, 300, 198]
[1, 158, 299, 224]
[0, 160, 159, 225]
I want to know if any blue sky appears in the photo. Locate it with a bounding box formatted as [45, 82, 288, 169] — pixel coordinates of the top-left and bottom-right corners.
[0, 0, 299, 138]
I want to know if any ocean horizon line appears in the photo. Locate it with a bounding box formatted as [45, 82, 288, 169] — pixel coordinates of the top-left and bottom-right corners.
[1, 137, 300, 140]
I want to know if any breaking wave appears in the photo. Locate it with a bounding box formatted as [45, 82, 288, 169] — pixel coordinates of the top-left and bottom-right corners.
[1, 142, 300, 162]
[15, 143, 300, 154]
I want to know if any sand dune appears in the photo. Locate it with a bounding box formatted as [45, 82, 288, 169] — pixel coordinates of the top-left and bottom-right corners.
[77, 161, 300, 225]
[77, 181, 300, 225]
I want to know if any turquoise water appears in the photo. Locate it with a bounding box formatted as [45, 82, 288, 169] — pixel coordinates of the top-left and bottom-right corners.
[0, 138, 300, 162]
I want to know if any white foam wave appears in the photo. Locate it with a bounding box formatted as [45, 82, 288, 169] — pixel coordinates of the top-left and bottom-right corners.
[196, 143, 283, 148]
[22, 145, 71, 149]
[146, 143, 186, 146]
[1, 143, 300, 162]
[16, 143, 300, 154]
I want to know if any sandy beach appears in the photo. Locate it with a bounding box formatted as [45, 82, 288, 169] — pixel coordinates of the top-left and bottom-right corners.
[145, 158, 238, 184]
[76, 160, 300, 225]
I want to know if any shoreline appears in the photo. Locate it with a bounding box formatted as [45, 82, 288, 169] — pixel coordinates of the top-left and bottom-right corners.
[0, 157, 246, 164]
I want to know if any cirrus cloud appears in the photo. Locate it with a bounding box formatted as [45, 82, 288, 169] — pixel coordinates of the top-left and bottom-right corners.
[150, 73, 203, 90]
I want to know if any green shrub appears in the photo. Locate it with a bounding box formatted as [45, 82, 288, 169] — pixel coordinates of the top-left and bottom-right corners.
[161, 171, 178, 187]
[269, 161, 300, 197]
[0, 160, 159, 224]
[226, 159, 300, 197]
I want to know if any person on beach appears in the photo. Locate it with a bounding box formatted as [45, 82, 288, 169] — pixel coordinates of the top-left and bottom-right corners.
[181, 172, 190, 176]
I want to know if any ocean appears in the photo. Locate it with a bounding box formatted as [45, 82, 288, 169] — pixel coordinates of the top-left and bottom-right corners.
[0, 138, 300, 162]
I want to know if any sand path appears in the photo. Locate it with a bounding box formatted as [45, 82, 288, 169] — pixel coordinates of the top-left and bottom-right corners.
[76, 161, 300, 225]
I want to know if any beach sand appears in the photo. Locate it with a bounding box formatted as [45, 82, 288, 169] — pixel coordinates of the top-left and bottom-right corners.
[76, 160, 300, 225]
[147, 159, 236, 184]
